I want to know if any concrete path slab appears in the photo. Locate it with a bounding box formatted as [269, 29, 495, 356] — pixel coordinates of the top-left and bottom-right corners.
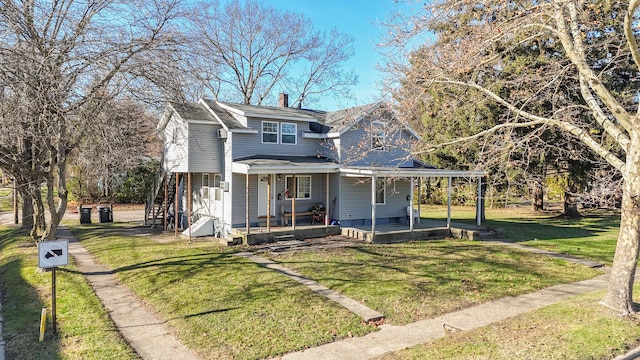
[57, 227, 200, 360]
[235, 252, 384, 322]
[279, 274, 612, 360]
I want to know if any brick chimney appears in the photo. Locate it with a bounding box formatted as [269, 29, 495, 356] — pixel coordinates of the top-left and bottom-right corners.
[278, 93, 289, 107]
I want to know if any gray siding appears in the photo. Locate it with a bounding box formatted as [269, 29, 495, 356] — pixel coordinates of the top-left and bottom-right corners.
[231, 173, 329, 227]
[340, 127, 413, 167]
[337, 176, 411, 221]
[188, 123, 223, 173]
[232, 119, 324, 158]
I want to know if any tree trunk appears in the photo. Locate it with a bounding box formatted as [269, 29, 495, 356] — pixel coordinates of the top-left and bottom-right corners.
[563, 190, 581, 218]
[19, 187, 34, 230]
[602, 145, 640, 314]
[532, 181, 544, 211]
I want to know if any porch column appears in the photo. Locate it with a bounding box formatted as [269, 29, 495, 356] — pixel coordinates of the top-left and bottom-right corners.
[174, 172, 179, 236]
[476, 176, 483, 226]
[325, 173, 330, 226]
[187, 172, 192, 243]
[246, 173, 250, 234]
[163, 173, 168, 231]
[447, 176, 452, 228]
[291, 174, 296, 230]
[409, 177, 414, 232]
[267, 174, 271, 232]
[371, 175, 376, 242]
[417, 177, 422, 224]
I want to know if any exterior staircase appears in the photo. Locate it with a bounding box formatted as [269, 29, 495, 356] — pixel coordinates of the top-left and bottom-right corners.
[144, 158, 176, 228]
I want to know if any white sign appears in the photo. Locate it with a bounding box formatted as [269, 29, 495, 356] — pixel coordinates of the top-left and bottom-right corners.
[38, 239, 69, 268]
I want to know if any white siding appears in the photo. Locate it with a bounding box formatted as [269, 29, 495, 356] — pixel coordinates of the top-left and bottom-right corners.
[163, 114, 189, 173]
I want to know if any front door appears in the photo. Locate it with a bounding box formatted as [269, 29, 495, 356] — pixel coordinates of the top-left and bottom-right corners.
[257, 174, 274, 217]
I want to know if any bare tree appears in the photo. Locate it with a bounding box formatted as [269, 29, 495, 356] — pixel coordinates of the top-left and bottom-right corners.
[0, 0, 184, 241]
[386, 0, 640, 314]
[186, 0, 357, 107]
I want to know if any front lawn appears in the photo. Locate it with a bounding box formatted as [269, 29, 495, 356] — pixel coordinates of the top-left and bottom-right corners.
[266, 241, 602, 325]
[0, 227, 136, 360]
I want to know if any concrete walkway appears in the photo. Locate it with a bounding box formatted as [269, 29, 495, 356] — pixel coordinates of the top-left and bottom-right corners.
[278, 275, 612, 360]
[235, 251, 384, 323]
[57, 226, 200, 360]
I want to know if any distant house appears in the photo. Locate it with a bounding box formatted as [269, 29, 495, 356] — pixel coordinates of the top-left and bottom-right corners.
[148, 94, 484, 243]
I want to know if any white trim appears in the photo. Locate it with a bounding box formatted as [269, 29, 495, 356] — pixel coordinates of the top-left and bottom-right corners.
[261, 121, 279, 144]
[229, 128, 258, 134]
[340, 167, 487, 178]
[231, 161, 339, 175]
[280, 122, 297, 145]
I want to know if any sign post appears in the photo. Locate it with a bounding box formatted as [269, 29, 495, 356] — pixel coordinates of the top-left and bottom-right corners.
[38, 239, 69, 334]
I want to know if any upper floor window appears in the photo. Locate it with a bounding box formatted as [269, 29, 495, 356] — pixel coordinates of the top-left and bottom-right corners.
[371, 121, 386, 151]
[281, 123, 297, 144]
[262, 121, 278, 143]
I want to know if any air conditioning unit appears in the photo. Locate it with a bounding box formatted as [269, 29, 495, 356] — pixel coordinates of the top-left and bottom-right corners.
[221, 181, 230, 192]
[217, 128, 227, 138]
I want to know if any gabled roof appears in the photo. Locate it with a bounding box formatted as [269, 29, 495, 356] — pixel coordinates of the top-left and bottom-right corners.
[200, 99, 247, 130]
[217, 101, 318, 122]
[159, 99, 421, 140]
[157, 101, 217, 131]
[168, 101, 217, 122]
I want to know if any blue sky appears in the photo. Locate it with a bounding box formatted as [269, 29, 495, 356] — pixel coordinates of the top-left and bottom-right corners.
[264, 0, 409, 110]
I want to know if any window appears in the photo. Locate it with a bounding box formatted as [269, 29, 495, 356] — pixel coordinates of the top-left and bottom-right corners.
[285, 175, 311, 199]
[213, 174, 222, 201]
[371, 121, 386, 151]
[375, 178, 386, 204]
[202, 174, 210, 199]
[262, 121, 278, 143]
[281, 123, 297, 144]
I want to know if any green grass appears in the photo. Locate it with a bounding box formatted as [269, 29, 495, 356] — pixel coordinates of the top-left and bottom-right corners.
[70, 223, 374, 360]
[378, 290, 640, 359]
[420, 205, 621, 264]
[266, 241, 602, 325]
[0, 227, 136, 360]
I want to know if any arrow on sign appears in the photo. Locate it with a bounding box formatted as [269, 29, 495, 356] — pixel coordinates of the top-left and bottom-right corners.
[45, 249, 63, 259]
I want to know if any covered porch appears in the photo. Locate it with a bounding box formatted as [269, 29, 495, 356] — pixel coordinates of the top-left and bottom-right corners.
[231, 155, 340, 239]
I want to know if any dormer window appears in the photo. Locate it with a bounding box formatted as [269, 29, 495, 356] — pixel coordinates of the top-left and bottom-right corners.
[262, 121, 278, 143]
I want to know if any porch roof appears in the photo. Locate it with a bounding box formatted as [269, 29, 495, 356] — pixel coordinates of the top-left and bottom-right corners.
[339, 166, 487, 178]
[232, 155, 340, 175]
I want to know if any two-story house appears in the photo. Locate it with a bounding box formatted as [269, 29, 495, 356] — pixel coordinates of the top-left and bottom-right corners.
[151, 94, 485, 243]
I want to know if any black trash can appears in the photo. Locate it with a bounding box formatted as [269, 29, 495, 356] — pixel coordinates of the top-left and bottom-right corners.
[80, 206, 92, 224]
[98, 205, 113, 223]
